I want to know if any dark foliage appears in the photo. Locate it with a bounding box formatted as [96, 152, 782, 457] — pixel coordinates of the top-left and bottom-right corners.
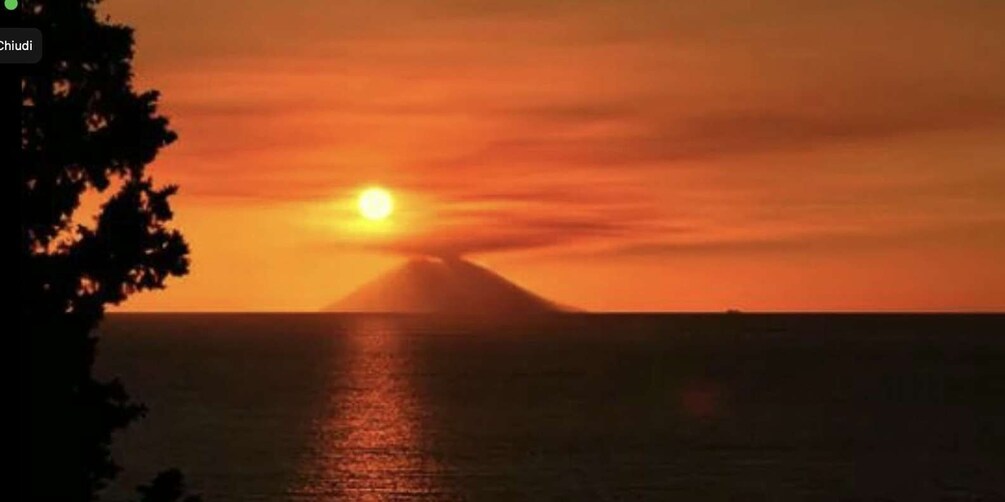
[136, 470, 202, 502]
[20, 0, 193, 499]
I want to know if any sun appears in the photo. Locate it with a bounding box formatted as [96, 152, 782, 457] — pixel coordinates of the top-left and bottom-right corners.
[357, 187, 394, 221]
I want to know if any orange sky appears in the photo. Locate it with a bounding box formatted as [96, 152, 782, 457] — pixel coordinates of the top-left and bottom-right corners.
[101, 0, 1005, 312]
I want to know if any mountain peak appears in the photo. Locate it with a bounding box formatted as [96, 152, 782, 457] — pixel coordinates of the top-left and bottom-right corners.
[323, 257, 569, 314]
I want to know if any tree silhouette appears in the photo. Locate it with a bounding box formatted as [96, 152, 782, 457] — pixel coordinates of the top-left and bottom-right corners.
[20, 0, 195, 500]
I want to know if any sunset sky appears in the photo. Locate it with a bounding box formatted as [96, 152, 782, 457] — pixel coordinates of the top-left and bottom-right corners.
[102, 0, 1005, 312]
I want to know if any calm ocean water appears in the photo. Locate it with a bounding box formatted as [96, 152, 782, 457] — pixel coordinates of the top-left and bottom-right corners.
[96, 314, 1005, 501]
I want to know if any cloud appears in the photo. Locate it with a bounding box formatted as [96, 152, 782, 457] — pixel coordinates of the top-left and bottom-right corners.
[571, 216, 1005, 260]
[321, 206, 685, 258]
[343, 232, 565, 258]
[426, 98, 1005, 171]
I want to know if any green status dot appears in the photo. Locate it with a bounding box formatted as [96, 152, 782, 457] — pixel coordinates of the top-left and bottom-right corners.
[3, 0, 17, 12]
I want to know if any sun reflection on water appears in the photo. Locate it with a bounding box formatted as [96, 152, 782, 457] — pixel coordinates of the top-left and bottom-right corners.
[291, 318, 442, 500]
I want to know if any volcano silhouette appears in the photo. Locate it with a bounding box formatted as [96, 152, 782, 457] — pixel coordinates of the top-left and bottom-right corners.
[324, 257, 569, 314]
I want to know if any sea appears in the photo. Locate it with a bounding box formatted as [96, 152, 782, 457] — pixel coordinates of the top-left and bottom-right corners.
[95, 314, 1005, 501]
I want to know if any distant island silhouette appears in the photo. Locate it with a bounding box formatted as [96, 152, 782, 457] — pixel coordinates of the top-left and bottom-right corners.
[325, 257, 572, 314]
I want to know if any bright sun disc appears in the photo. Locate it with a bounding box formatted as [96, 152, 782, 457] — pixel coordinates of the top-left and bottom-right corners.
[357, 187, 394, 221]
